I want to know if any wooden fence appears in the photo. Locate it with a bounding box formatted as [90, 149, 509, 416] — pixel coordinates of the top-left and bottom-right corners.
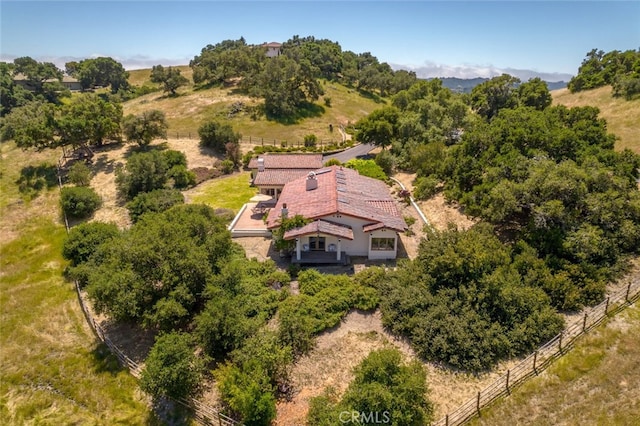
[432, 277, 640, 426]
[57, 159, 242, 426]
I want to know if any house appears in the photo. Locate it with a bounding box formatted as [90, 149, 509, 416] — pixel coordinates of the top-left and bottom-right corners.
[13, 73, 82, 91]
[261, 42, 283, 58]
[249, 153, 324, 199]
[61, 75, 82, 91]
[265, 166, 407, 263]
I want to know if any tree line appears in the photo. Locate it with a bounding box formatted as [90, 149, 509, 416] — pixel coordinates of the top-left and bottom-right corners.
[568, 48, 640, 99]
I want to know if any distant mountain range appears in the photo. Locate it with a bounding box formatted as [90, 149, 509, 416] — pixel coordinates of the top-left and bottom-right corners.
[427, 77, 568, 93]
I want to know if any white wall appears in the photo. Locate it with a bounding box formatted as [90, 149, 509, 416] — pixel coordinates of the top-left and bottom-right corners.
[296, 214, 398, 259]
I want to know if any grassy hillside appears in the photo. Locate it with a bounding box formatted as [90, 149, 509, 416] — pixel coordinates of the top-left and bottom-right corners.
[124, 68, 384, 142]
[0, 142, 158, 424]
[469, 301, 640, 426]
[552, 86, 640, 154]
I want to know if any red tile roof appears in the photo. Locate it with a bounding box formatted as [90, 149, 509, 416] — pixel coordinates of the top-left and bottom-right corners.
[248, 154, 324, 170]
[283, 219, 354, 240]
[253, 169, 313, 187]
[266, 166, 406, 233]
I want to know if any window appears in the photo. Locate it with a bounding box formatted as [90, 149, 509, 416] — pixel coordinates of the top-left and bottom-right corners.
[371, 237, 395, 251]
[309, 237, 326, 251]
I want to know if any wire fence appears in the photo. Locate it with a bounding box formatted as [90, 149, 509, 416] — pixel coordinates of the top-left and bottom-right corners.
[432, 276, 640, 426]
[56, 158, 242, 426]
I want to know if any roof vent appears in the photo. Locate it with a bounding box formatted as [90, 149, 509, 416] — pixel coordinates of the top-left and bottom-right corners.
[257, 158, 265, 172]
[306, 172, 318, 191]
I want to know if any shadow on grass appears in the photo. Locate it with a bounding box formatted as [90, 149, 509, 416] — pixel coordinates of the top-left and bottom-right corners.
[90, 342, 127, 376]
[268, 102, 326, 125]
[16, 163, 58, 200]
[357, 89, 387, 104]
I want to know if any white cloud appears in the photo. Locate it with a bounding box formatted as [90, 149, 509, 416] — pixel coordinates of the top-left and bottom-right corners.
[1, 53, 191, 71]
[392, 61, 574, 82]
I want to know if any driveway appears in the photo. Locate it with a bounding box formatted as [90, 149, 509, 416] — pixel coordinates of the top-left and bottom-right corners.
[323, 143, 376, 163]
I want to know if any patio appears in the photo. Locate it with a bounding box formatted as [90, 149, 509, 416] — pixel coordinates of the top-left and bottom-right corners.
[290, 250, 350, 265]
[228, 202, 272, 237]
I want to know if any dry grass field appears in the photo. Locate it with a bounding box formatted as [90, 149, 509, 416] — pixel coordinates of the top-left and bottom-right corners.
[469, 301, 640, 426]
[552, 86, 640, 154]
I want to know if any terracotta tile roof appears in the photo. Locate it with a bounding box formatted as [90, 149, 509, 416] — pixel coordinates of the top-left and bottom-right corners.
[248, 154, 324, 170]
[283, 220, 354, 240]
[253, 169, 313, 186]
[266, 166, 407, 233]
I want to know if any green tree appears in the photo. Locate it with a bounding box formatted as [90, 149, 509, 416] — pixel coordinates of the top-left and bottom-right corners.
[518, 77, 552, 110]
[0, 62, 34, 115]
[57, 93, 123, 149]
[67, 161, 92, 186]
[140, 332, 203, 400]
[198, 120, 241, 152]
[248, 55, 323, 118]
[62, 222, 119, 266]
[71, 57, 129, 93]
[149, 65, 189, 95]
[126, 188, 184, 223]
[0, 101, 57, 148]
[115, 150, 169, 199]
[122, 110, 168, 146]
[354, 106, 399, 149]
[60, 186, 102, 218]
[13, 56, 66, 102]
[470, 74, 520, 120]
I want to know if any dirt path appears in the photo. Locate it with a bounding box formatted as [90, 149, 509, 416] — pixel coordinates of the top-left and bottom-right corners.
[85, 139, 221, 229]
[393, 172, 477, 231]
[275, 309, 520, 425]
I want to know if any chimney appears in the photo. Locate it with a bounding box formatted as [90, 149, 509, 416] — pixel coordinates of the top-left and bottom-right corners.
[306, 172, 318, 191]
[281, 203, 288, 219]
[257, 157, 265, 172]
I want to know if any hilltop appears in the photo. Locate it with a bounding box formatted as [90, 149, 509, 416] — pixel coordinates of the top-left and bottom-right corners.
[124, 67, 383, 143]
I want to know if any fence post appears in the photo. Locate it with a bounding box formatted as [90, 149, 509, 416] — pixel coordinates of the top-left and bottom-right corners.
[218, 412, 222, 426]
[605, 296, 610, 314]
[188, 132, 191, 139]
[559, 332, 563, 353]
[626, 281, 631, 301]
[261, 138, 264, 146]
[533, 350, 538, 375]
[506, 369, 510, 394]
[582, 312, 588, 332]
[476, 391, 481, 417]
[445, 414, 449, 426]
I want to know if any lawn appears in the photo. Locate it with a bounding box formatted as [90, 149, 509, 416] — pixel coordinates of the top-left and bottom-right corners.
[0, 143, 157, 424]
[468, 301, 640, 426]
[187, 171, 257, 212]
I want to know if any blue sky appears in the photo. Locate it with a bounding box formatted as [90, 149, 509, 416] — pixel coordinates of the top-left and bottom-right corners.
[1, 1, 639, 80]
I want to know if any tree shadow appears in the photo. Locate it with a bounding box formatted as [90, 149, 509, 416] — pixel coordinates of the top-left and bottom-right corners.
[357, 89, 387, 104]
[122, 142, 170, 159]
[90, 342, 127, 376]
[16, 163, 58, 200]
[268, 102, 326, 125]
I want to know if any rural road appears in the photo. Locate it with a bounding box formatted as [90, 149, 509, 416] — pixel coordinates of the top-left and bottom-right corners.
[323, 143, 375, 163]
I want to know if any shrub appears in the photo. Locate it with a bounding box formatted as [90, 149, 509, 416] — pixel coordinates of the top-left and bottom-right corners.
[344, 159, 387, 181]
[163, 149, 187, 168]
[323, 158, 342, 167]
[60, 186, 102, 218]
[62, 222, 119, 266]
[220, 159, 235, 174]
[140, 332, 203, 400]
[375, 149, 395, 175]
[115, 150, 168, 200]
[126, 188, 185, 223]
[413, 175, 440, 200]
[199, 121, 241, 152]
[67, 161, 92, 186]
[324, 97, 331, 107]
[168, 165, 196, 189]
[304, 134, 317, 147]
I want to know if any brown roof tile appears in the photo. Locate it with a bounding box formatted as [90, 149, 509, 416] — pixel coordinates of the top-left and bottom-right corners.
[266, 166, 407, 232]
[283, 219, 354, 240]
[253, 169, 313, 186]
[248, 153, 324, 170]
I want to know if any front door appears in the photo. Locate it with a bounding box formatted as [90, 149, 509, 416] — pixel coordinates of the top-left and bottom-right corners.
[309, 237, 326, 251]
